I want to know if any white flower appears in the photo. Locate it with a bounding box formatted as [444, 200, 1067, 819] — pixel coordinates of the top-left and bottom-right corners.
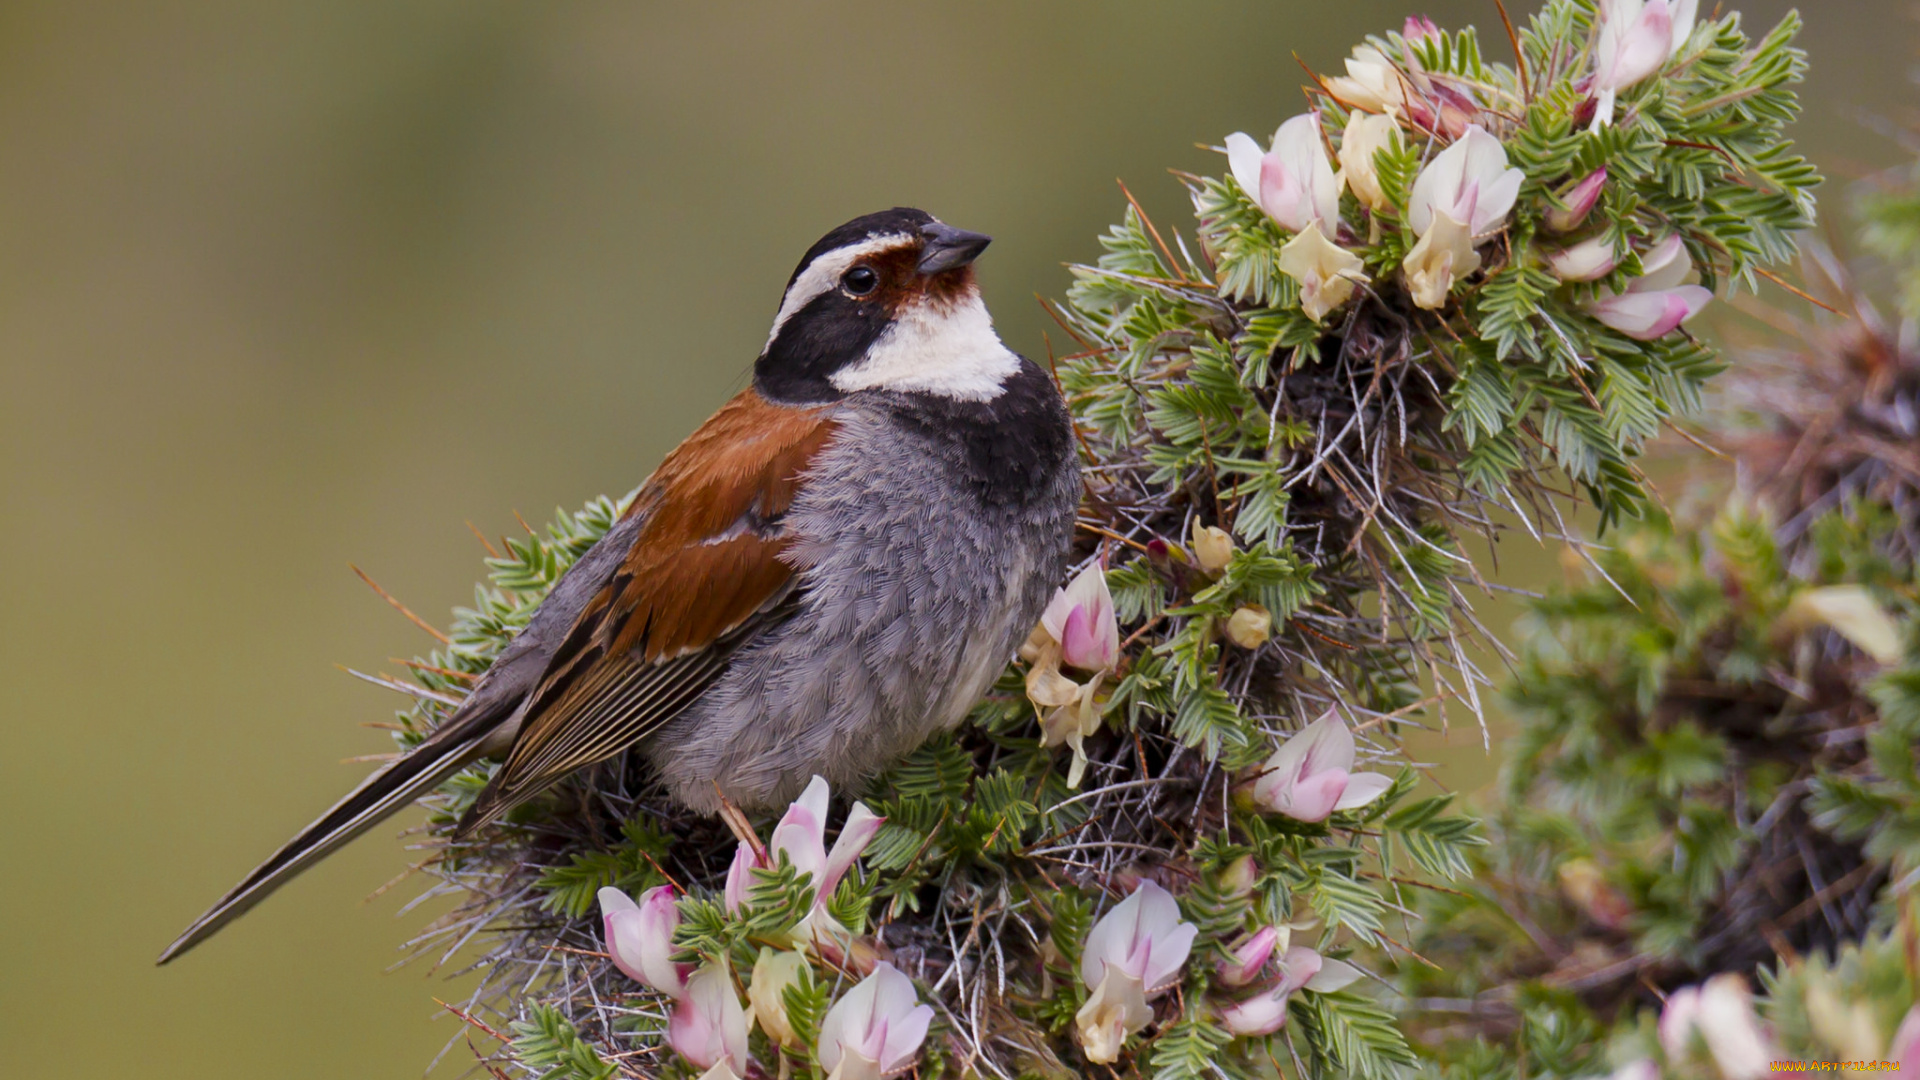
[667, 963, 752, 1073]
[1401, 209, 1480, 310]
[1217, 946, 1362, 1036]
[599, 884, 691, 998]
[1408, 125, 1524, 239]
[1251, 709, 1394, 822]
[1075, 880, 1198, 1063]
[1592, 0, 1699, 126]
[1337, 111, 1401, 214]
[1041, 562, 1121, 672]
[1659, 974, 1773, 1080]
[1547, 235, 1620, 282]
[1226, 114, 1341, 234]
[1278, 224, 1369, 323]
[816, 962, 934, 1080]
[1325, 45, 1408, 115]
[1586, 234, 1712, 340]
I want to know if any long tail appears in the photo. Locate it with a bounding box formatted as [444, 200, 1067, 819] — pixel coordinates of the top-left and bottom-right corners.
[156, 715, 503, 965]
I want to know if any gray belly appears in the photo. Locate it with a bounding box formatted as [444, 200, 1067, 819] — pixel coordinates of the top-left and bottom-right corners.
[642, 407, 1076, 812]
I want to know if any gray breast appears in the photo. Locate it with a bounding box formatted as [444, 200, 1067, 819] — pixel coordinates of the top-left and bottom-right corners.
[643, 396, 1079, 813]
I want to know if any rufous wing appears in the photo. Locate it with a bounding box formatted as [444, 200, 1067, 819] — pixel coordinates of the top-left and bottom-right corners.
[456, 389, 838, 833]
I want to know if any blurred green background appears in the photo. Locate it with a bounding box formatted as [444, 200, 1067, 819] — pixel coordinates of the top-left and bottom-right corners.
[0, 1, 1906, 1073]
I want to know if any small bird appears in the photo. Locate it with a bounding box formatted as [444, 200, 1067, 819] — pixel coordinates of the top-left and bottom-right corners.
[159, 208, 1081, 964]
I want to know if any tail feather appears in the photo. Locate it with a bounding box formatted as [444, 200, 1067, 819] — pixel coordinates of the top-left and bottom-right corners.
[156, 726, 494, 965]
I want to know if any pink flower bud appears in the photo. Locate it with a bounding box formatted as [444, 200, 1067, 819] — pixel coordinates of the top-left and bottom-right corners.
[1403, 15, 1442, 45]
[1217, 926, 1280, 988]
[1042, 562, 1121, 672]
[1591, 0, 1698, 126]
[1546, 169, 1608, 233]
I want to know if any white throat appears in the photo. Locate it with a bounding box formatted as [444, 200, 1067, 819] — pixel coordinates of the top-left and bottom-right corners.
[829, 291, 1019, 402]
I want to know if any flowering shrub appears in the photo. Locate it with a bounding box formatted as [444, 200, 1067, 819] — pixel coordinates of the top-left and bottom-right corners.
[345, 3, 1824, 1077]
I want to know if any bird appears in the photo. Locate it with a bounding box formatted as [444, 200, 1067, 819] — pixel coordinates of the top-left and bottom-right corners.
[158, 208, 1082, 964]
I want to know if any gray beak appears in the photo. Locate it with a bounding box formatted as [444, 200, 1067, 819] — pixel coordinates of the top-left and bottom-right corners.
[917, 222, 993, 274]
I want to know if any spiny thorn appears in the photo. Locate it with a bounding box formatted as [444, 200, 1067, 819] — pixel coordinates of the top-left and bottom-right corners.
[350, 564, 451, 645]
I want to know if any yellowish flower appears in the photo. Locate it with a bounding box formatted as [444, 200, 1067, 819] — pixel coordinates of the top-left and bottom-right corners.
[1277, 223, 1369, 322]
[1401, 209, 1479, 309]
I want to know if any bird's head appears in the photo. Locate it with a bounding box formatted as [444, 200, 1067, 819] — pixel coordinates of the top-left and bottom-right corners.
[755, 208, 1018, 404]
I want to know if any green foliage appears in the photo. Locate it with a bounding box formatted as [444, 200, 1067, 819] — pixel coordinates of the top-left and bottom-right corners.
[533, 818, 669, 918]
[509, 1005, 620, 1080]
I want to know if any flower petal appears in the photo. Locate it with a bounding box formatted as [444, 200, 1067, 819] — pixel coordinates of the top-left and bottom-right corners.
[1595, 0, 1674, 92]
[1332, 771, 1395, 811]
[1280, 768, 1349, 822]
[724, 841, 757, 913]
[1629, 234, 1690, 292]
[1275, 946, 1325, 994]
[822, 802, 886, 897]
[1225, 132, 1266, 207]
[1304, 957, 1364, 993]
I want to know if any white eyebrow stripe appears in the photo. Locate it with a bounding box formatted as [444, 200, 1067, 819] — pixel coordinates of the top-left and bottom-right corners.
[762, 234, 914, 351]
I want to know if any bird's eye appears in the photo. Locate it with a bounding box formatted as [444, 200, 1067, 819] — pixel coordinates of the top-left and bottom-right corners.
[842, 266, 879, 297]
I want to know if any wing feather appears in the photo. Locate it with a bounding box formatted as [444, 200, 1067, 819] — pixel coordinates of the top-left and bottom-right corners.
[456, 390, 835, 833]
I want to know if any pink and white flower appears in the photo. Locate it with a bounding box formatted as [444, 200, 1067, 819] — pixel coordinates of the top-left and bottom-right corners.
[1586, 234, 1712, 340]
[1226, 114, 1341, 235]
[1659, 974, 1773, 1080]
[598, 884, 692, 998]
[816, 962, 935, 1080]
[1592, 0, 1699, 126]
[1399, 125, 1522, 307]
[1408, 125, 1524, 239]
[723, 776, 883, 946]
[1251, 709, 1394, 823]
[668, 963, 752, 1074]
[1218, 946, 1363, 1036]
[1075, 880, 1198, 1063]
